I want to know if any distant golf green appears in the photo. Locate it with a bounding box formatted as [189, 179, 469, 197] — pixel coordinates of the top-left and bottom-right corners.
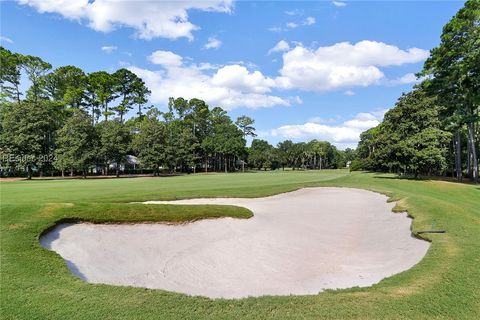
[1, 170, 479, 319]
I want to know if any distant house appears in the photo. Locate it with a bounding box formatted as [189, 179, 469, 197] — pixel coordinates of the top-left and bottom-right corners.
[108, 155, 139, 171]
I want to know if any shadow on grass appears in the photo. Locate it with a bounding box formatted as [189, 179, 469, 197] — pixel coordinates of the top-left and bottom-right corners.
[373, 175, 430, 182]
[372, 173, 479, 186]
[20, 173, 187, 181]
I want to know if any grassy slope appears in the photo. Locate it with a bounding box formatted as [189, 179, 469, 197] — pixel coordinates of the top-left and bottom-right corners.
[1, 170, 479, 319]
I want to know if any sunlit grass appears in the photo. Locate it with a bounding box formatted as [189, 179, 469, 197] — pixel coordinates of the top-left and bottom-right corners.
[1, 170, 479, 319]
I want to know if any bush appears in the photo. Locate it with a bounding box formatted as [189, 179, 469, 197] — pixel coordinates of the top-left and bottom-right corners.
[349, 159, 365, 171]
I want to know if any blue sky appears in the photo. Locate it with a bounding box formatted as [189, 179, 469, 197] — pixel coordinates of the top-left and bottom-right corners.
[0, 0, 465, 148]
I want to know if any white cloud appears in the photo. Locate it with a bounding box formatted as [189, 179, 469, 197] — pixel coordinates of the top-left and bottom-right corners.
[1, 35, 13, 44]
[308, 116, 339, 124]
[269, 111, 385, 148]
[303, 16, 316, 26]
[148, 50, 183, 67]
[276, 41, 429, 91]
[269, 16, 316, 33]
[101, 45, 117, 53]
[204, 37, 222, 50]
[17, 0, 233, 40]
[285, 9, 303, 16]
[129, 51, 296, 110]
[268, 40, 291, 55]
[226, 60, 258, 70]
[344, 90, 355, 96]
[343, 112, 380, 130]
[286, 22, 298, 29]
[268, 26, 285, 33]
[332, 1, 347, 7]
[390, 72, 423, 85]
[211, 65, 276, 94]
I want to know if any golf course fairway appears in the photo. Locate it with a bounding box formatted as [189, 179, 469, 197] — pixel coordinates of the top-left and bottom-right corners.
[1, 170, 479, 319]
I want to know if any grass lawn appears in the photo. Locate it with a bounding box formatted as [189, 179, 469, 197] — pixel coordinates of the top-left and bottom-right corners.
[1, 170, 479, 319]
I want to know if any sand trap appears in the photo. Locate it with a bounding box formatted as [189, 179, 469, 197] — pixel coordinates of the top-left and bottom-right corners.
[41, 187, 429, 299]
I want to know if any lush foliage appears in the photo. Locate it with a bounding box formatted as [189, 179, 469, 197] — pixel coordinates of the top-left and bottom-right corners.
[249, 138, 350, 171]
[356, 88, 452, 176]
[0, 48, 351, 178]
[354, 0, 479, 181]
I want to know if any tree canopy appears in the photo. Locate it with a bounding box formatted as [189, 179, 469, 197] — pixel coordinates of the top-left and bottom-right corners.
[354, 0, 479, 182]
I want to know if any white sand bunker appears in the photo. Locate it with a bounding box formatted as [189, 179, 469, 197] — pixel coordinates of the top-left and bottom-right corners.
[41, 187, 430, 299]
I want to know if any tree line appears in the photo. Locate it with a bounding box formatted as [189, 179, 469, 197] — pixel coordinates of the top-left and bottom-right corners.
[353, 0, 479, 182]
[0, 47, 351, 179]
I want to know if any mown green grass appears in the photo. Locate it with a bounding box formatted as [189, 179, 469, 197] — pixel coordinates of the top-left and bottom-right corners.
[1, 170, 479, 319]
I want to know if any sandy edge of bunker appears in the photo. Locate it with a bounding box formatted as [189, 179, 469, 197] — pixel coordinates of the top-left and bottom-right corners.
[40, 187, 431, 299]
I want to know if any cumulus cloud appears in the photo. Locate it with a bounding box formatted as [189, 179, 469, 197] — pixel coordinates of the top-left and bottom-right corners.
[276, 41, 429, 91]
[269, 111, 385, 148]
[285, 9, 303, 16]
[268, 40, 291, 55]
[1, 35, 13, 44]
[17, 0, 233, 40]
[286, 17, 315, 29]
[204, 37, 222, 50]
[390, 72, 424, 85]
[332, 1, 347, 7]
[303, 16, 315, 26]
[308, 116, 339, 124]
[268, 26, 284, 33]
[148, 50, 183, 67]
[129, 51, 297, 110]
[344, 90, 355, 96]
[286, 22, 298, 29]
[101, 45, 117, 53]
[271, 15, 315, 32]
[139, 41, 427, 110]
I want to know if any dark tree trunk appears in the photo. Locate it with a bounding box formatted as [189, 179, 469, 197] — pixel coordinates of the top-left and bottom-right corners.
[454, 129, 462, 180]
[468, 124, 478, 183]
[27, 165, 32, 180]
[467, 135, 472, 177]
[15, 84, 21, 104]
[451, 140, 455, 178]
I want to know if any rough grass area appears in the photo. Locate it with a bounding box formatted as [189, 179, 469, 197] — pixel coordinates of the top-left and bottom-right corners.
[1, 170, 479, 319]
